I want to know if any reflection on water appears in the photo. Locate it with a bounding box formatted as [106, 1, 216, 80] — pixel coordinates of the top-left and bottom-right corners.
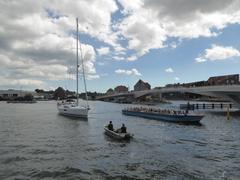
[0, 100, 240, 179]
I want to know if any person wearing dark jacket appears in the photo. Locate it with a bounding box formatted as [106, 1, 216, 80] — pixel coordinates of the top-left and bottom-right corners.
[108, 121, 114, 131]
[121, 123, 127, 133]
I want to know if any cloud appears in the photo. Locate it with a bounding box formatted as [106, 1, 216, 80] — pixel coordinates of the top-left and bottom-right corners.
[127, 55, 138, 61]
[117, 0, 240, 58]
[165, 67, 174, 73]
[115, 68, 142, 76]
[113, 56, 125, 61]
[195, 57, 207, 63]
[0, 0, 120, 89]
[114, 46, 126, 55]
[174, 77, 180, 81]
[0, 76, 44, 89]
[195, 44, 240, 62]
[97, 47, 110, 56]
[86, 74, 100, 80]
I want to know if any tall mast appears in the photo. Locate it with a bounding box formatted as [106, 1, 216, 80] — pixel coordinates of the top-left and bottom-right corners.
[79, 26, 89, 108]
[76, 18, 79, 106]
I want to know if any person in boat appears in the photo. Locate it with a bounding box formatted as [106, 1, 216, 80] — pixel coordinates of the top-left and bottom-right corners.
[121, 123, 127, 133]
[187, 102, 190, 110]
[108, 121, 114, 131]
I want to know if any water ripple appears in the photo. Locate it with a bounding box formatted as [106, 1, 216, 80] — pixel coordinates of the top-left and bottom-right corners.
[2, 156, 28, 164]
[29, 166, 91, 179]
[0, 101, 240, 179]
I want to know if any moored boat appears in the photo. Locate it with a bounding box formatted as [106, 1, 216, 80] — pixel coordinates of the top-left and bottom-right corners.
[122, 108, 204, 123]
[104, 126, 133, 140]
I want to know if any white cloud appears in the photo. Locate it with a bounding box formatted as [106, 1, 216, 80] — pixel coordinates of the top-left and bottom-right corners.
[114, 46, 126, 54]
[174, 77, 180, 81]
[0, 76, 44, 89]
[117, 0, 240, 58]
[86, 74, 100, 80]
[0, 0, 119, 89]
[113, 56, 125, 61]
[165, 68, 174, 73]
[97, 47, 110, 56]
[196, 44, 240, 63]
[115, 68, 142, 76]
[195, 57, 207, 63]
[127, 55, 138, 61]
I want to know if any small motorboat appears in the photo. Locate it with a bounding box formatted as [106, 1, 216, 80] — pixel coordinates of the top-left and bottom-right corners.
[104, 126, 133, 140]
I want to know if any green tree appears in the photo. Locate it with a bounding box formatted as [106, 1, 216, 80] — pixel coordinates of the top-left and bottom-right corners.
[54, 87, 66, 100]
[35, 89, 44, 93]
[24, 94, 33, 101]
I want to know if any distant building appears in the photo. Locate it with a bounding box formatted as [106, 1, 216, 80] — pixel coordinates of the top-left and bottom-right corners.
[164, 74, 240, 88]
[0, 89, 35, 99]
[114, 85, 128, 93]
[182, 81, 206, 87]
[207, 74, 240, 86]
[154, 86, 162, 89]
[134, 79, 151, 91]
[106, 88, 114, 95]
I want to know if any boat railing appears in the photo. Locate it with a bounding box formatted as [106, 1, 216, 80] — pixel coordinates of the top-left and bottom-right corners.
[124, 107, 192, 116]
[180, 103, 235, 110]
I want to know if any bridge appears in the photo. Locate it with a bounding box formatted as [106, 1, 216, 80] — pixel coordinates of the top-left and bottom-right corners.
[96, 85, 240, 108]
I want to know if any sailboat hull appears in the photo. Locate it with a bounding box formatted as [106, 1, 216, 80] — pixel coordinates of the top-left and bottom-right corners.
[57, 105, 88, 118]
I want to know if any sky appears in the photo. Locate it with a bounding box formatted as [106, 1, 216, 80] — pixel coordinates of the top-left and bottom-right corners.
[0, 0, 240, 93]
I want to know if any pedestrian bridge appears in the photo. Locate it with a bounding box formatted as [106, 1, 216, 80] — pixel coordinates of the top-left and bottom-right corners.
[97, 85, 240, 108]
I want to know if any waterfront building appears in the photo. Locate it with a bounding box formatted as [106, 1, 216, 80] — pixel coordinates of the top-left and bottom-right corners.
[165, 83, 181, 88]
[114, 85, 128, 93]
[207, 74, 239, 86]
[165, 74, 240, 88]
[134, 79, 151, 91]
[182, 81, 206, 87]
[0, 89, 35, 99]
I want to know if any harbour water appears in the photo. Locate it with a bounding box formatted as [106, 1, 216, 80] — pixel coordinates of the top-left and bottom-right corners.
[0, 101, 240, 179]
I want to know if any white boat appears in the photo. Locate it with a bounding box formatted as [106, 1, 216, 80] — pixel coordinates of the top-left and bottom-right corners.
[57, 18, 89, 118]
[58, 103, 88, 118]
[104, 126, 134, 140]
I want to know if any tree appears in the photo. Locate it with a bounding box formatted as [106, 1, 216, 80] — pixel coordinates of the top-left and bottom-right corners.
[35, 89, 44, 93]
[54, 87, 66, 100]
[24, 94, 33, 101]
[106, 88, 114, 95]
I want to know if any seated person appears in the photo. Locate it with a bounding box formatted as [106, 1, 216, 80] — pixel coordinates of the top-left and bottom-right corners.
[108, 121, 114, 131]
[121, 123, 127, 133]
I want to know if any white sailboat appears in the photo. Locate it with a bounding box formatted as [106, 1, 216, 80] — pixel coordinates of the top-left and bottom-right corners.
[57, 18, 89, 118]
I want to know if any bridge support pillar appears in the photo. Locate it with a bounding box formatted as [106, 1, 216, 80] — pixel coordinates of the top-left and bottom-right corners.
[158, 92, 163, 102]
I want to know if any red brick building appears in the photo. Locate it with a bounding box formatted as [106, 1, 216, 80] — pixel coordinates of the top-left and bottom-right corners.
[134, 79, 151, 91]
[114, 85, 128, 93]
[207, 74, 239, 85]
